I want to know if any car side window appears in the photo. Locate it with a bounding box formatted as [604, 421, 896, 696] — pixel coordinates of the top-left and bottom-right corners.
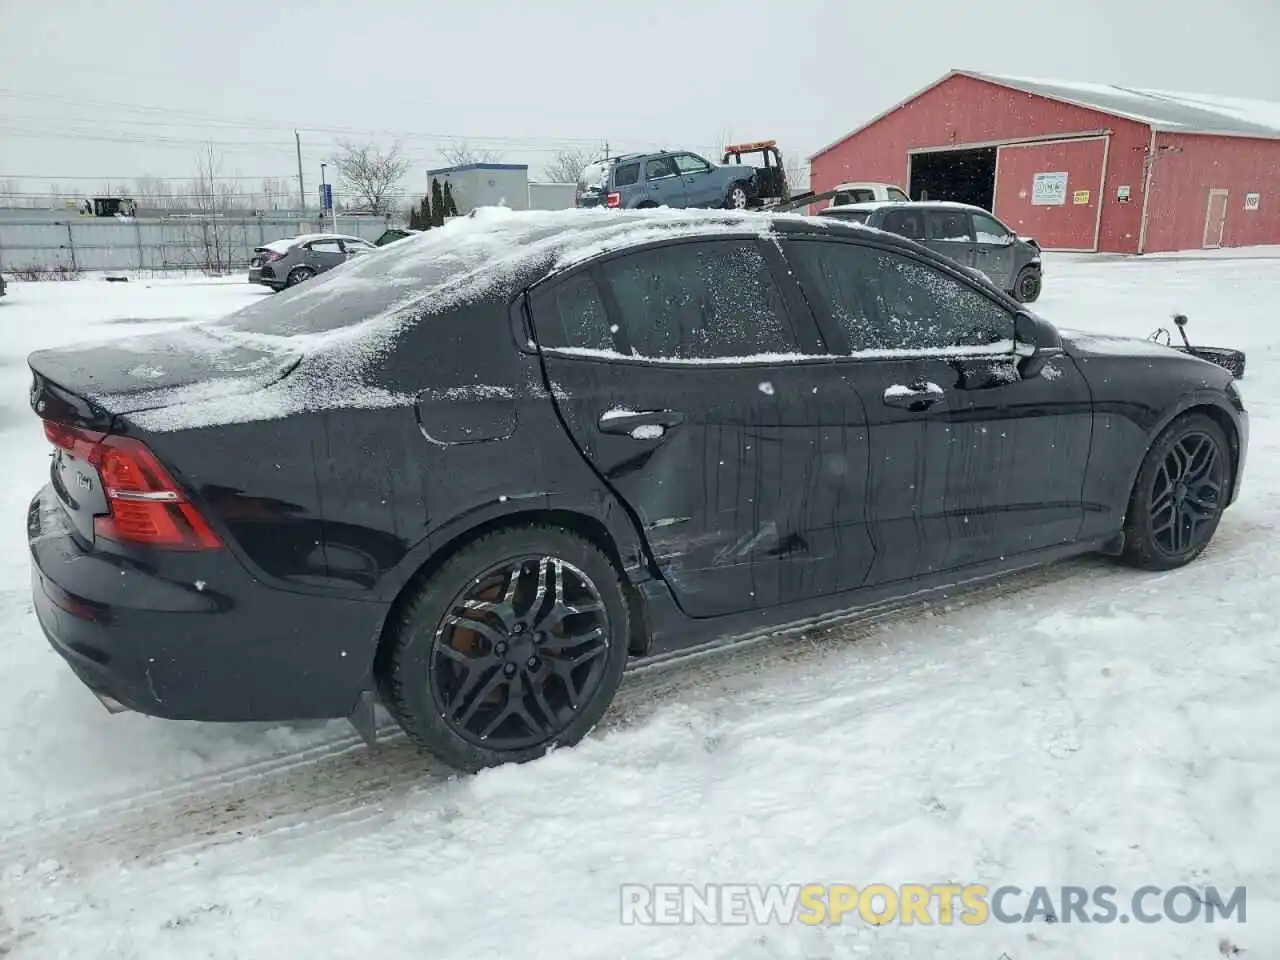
[614, 163, 640, 187]
[972, 212, 1013, 244]
[924, 209, 973, 242]
[342, 239, 374, 252]
[881, 209, 926, 240]
[786, 241, 1014, 353]
[887, 187, 910, 202]
[308, 240, 342, 254]
[597, 240, 797, 360]
[673, 154, 711, 175]
[835, 188, 875, 205]
[645, 156, 678, 181]
[528, 271, 613, 352]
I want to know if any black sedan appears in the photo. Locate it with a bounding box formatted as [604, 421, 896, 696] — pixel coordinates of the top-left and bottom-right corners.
[26, 208, 1248, 771]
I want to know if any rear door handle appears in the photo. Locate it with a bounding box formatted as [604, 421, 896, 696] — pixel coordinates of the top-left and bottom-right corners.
[598, 409, 684, 435]
[883, 381, 945, 410]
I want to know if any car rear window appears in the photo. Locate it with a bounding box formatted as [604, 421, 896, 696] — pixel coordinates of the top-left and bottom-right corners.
[613, 163, 640, 187]
[834, 189, 875, 205]
[822, 209, 870, 224]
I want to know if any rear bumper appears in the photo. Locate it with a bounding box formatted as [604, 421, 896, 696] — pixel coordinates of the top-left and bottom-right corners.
[28, 486, 388, 722]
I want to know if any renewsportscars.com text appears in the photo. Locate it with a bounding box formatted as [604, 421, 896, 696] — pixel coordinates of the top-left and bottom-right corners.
[620, 883, 1247, 926]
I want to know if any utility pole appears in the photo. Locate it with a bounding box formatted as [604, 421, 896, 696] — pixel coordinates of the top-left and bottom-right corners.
[295, 130, 306, 210]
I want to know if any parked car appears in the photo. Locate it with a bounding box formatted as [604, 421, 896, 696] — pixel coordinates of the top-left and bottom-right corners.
[248, 233, 378, 290]
[28, 208, 1247, 772]
[576, 151, 758, 210]
[821, 201, 1044, 302]
[830, 181, 911, 205]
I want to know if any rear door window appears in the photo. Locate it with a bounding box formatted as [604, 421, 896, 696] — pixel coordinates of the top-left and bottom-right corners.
[644, 156, 679, 181]
[528, 272, 613, 352]
[596, 240, 798, 360]
[887, 187, 910, 202]
[785, 240, 1013, 354]
[308, 239, 343, 254]
[924, 209, 973, 241]
[881, 208, 926, 241]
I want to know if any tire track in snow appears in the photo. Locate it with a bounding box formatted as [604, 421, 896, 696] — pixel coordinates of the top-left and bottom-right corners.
[0, 520, 1264, 878]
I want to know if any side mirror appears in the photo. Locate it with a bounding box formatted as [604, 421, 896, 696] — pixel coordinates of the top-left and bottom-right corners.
[1014, 311, 1050, 379]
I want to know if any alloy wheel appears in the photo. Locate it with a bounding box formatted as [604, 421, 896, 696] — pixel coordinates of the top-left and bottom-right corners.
[1018, 272, 1041, 301]
[429, 555, 611, 749]
[1149, 431, 1225, 556]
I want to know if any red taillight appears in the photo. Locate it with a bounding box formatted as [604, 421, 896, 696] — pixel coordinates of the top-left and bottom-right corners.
[44, 423, 222, 551]
[263, 250, 284, 262]
[606, 192, 621, 209]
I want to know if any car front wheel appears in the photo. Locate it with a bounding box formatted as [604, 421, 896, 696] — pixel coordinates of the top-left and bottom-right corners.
[724, 184, 750, 210]
[1013, 267, 1042, 303]
[1120, 413, 1232, 570]
[377, 525, 630, 771]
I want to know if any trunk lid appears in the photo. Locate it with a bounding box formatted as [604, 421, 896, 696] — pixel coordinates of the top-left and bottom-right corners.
[29, 326, 285, 549]
[28, 325, 301, 423]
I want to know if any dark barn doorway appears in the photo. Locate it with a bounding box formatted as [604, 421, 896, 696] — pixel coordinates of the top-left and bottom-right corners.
[909, 147, 997, 209]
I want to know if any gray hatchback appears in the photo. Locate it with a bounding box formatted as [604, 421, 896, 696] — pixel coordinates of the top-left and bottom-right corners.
[248, 233, 378, 291]
[820, 201, 1044, 302]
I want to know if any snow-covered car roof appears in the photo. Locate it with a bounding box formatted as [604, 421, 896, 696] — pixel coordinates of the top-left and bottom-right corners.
[258, 233, 369, 253]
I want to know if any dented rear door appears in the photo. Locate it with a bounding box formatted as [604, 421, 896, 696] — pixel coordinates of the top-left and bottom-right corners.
[527, 237, 867, 619]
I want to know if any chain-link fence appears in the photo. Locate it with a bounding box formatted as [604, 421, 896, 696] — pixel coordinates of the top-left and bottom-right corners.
[0, 214, 392, 275]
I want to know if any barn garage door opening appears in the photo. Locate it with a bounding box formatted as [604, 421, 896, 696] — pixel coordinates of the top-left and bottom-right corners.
[909, 147, 996, 209]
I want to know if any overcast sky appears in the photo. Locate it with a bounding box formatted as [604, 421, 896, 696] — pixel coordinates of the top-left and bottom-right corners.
[2, 0, 1279, 200]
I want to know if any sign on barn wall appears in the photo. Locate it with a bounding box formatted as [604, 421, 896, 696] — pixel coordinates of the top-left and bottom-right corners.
[1245, 193, 1261, 211]
[1031, 172, 1068, 205]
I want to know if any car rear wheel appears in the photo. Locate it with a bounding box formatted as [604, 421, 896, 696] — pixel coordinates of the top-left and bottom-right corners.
[1013, 267, 1042, 303]
[285, 266, 315, 287]
[1120, 413, 1231, 571]
[377, 526, 630, 771]
[724, 184, 750, 210]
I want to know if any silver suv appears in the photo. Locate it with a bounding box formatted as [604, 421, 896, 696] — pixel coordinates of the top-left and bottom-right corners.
[248, 233, 377, 291]
[576, 151, 757, 211]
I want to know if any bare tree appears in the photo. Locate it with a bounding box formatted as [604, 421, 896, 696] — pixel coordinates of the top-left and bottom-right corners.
[438, 141, 504, 167]
[187, 144, 237, 273]
[542, 148, 595, 183]
[330, 139, 409, 216]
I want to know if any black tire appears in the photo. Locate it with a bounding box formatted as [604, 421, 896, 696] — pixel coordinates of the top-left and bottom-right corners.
[724, 183, 750, 210]
[1013, 267, 1042, 303]
[285, 266, 315, 288]
[1120, 413, 1232, 571]
[377, 525, 630, 771]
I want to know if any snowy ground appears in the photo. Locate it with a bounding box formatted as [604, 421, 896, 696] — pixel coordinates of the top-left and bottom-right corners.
[0, 257, 1277, 958]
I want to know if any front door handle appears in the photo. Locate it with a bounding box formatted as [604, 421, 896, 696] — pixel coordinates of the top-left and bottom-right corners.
[598, 409, 684, 436]
[883, 381, 945, 410]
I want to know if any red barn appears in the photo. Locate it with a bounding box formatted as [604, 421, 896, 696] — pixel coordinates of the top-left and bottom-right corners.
[809, 71, 1280, 254]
